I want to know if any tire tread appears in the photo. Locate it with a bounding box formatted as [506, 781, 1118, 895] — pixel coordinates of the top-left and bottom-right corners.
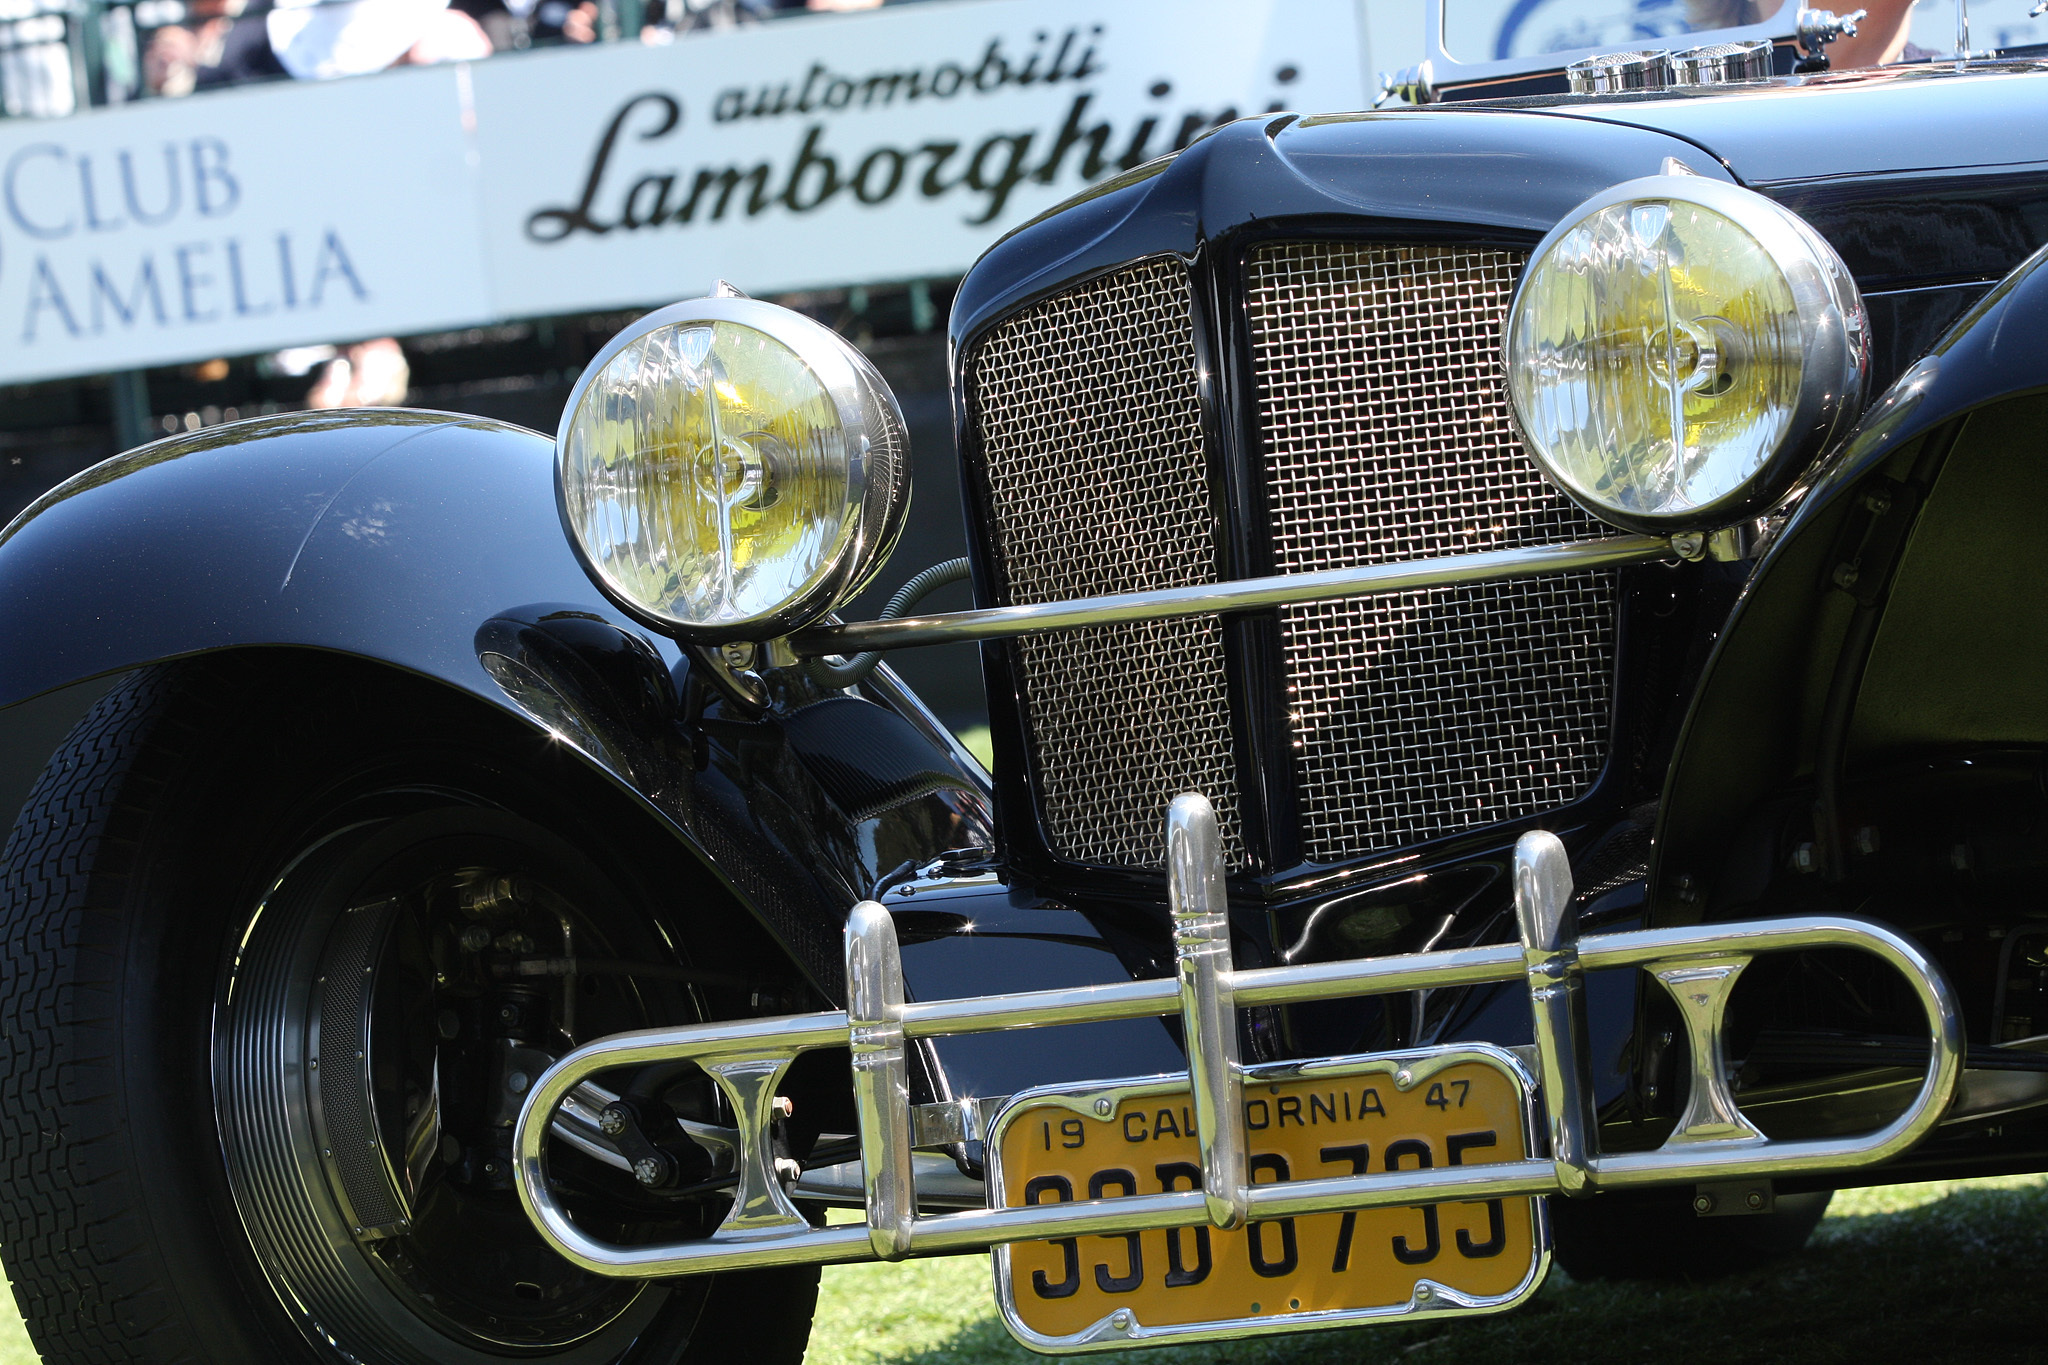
[0, 667, 208, 1364]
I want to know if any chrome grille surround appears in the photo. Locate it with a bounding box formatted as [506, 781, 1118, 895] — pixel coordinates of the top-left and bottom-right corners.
[1247, 240, 1617, 864]
[967, 259, 1244, 869]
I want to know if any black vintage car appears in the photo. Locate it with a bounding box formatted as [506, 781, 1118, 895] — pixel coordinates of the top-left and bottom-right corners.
[3, 3, 2046, 1360]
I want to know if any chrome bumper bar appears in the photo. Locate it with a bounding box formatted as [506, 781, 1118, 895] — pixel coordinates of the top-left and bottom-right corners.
[788, 533, 1676, 655]
[512, 795, 1963, 1281]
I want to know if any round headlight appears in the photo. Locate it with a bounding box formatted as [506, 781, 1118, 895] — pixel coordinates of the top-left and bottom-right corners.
[1505, 175, 1866, 533]
[557, 294, 909, 641]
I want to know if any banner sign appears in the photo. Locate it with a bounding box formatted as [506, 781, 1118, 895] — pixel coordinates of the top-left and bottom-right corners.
[0, 71, 488, 383]
[470, 0, 1366, 318]
[0, 0, 1370, 386]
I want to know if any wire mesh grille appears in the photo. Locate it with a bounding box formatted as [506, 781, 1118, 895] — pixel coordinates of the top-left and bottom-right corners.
[967, 259, 1242, 868]
[1246, 240, 1618, 863]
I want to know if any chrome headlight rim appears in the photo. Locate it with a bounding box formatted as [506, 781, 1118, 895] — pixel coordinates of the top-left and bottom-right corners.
[554, 295, 910, 643]
[1504, 173, 1868, 536]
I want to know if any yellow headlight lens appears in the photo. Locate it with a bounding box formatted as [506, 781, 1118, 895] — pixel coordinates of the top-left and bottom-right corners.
[558, 301, 907, 639]
[1507, 177, 1865, 531]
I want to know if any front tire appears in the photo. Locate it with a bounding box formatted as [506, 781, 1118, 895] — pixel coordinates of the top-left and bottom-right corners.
[0, 658, 818, 1364]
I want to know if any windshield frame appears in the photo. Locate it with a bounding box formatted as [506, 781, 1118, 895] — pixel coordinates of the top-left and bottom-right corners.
[1423, 0, 1803, 90]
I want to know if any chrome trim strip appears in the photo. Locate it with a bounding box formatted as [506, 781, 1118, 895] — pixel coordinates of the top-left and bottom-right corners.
[703, 1055, 810, 1239]
[898, 977, 1178, 1036]
[1652, 959, 1769, 1148]
[1516, 831, 1597, 1195]
[790, 535, 1676, 656]
[793, 1150, 988, 1209]
[847, 901, 915, 1260]
[511, 815, 1963, 1332]
[1166, 793, 1246, 1230]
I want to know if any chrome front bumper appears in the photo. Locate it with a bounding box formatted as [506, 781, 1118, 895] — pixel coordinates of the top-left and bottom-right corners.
[513, 793, 1963, 1297]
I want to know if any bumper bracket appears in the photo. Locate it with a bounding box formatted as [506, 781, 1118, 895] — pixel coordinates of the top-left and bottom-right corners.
[512, 792, 1964, 1295]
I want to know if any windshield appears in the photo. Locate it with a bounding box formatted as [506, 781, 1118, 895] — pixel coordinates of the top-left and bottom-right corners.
[1906, 0, 2048, 53]
[1439, 0, 1773, 63]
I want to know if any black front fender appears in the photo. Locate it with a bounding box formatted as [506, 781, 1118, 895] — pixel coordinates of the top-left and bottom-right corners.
[1652, 242, 2048, 921]
[0, 410, 992, 1000]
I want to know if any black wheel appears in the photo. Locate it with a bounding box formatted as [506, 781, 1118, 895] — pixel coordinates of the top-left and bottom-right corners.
[1549, 1187, 1833, 1281]
[0, 658, 819, 1364]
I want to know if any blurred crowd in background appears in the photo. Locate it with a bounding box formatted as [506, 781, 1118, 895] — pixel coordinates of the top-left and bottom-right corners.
[1, 0, 930, 121]
[141, 0, 914, 96]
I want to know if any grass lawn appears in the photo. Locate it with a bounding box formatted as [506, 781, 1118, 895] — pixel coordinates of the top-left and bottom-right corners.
[807, 1174, 2048, 1365]
[955, 725, 993, 770]
[0, 1297, 29, 1365]
[0, 1177, 2036, 1362]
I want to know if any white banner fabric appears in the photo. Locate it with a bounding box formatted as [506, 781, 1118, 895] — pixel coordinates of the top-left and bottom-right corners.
[0, 0, 1372, 386]
[470, 0, 1367, 316]
[0, 69, 489, 384]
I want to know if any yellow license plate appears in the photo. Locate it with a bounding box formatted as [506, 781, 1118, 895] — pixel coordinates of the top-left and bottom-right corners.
[990, 1048, 1544, 1348]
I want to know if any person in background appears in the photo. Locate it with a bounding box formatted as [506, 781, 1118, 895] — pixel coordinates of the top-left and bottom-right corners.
[304, 338, 411, 409]
[147, 0, 487, 92]
[266, 0, 488, 79]
[144, 0, 286, 95]
[1683, 0, 1925, 69]
[635, 0, 876, 44]
[1820, 0, 1922, 68]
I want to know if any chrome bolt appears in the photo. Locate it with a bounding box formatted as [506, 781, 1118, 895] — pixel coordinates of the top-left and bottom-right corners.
[1414, 1284, 1433, 1301]
[1693, 1193, 1715, 1214]
[1093, 1098, 1113, 1117]
[633, 1157, 665, 1186]
[507, 1071, 529, 1094]
[772, 1096, 795, 1119]
[1746, 1190, 1766, 1210]
[1111, 1309, 1132, 1330]
[1395, 1069, 1414, 1089]
[1673, 532, 1706, 561]
[775, 1157, 803, 1183]
[598, 1106, 628, 1137]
